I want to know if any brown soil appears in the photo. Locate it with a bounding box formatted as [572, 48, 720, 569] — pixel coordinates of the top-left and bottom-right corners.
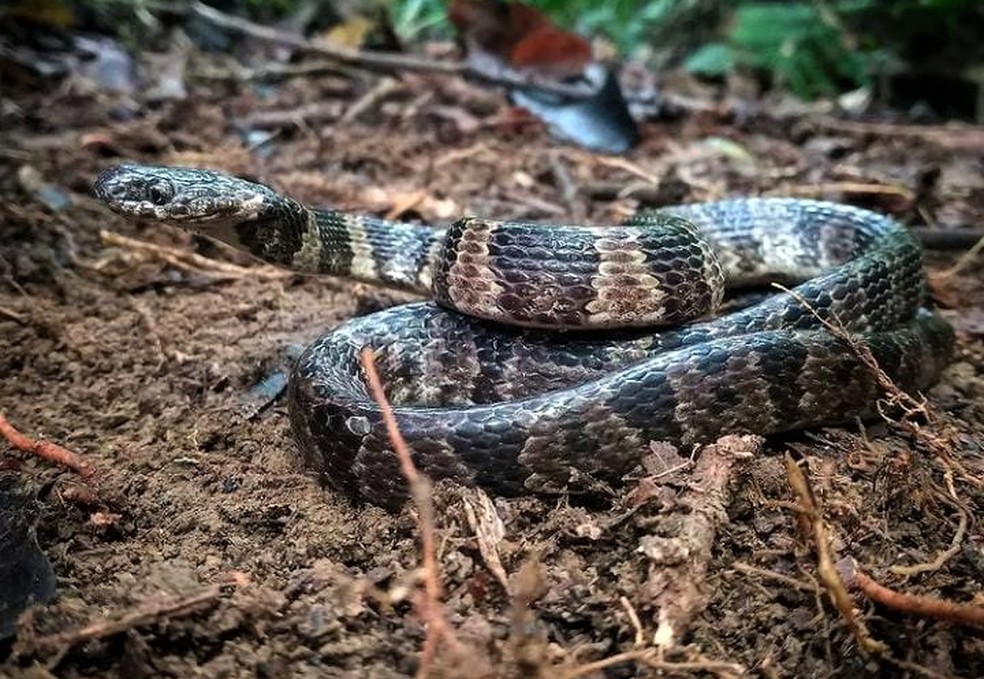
[1, 65, 983, 678]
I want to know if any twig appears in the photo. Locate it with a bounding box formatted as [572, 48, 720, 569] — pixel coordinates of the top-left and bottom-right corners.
[234, 101, 345, 130]
[784, 452, 888, 655]
[0, 305, 28, 325]
[16, 579, 237, 662]
[889, 498, 968, 577]
[339, 76, 401, 125]
[582, 181, 672, 204]
[359, 347, 463, 677]
[619, 596, 645, 646]
[547, 150, 581, 220]
[583, 154, 663, 185]
[561, 649, 744, 679]
[910, 228, 984, 251]
[776, 281, 979, 486]
[460, 489, 510, 594]
[776, 284, 975, 579]
[193, 58, 359, 83]
[189, 1, 607, 102]
[762, 181, 915, 201]
[190, 2, 457, 73]
[810, 117, 984, 152]
[938, 232, 984, 278]
[731, 561, 815, 593]
[844, 562, 984, 628]
[432, 142, 491, 168]
[772, 286, 931, 440]
[0, 413, 96, 482]
[642, 435, 760, 648]
[96, 230, 292, 280]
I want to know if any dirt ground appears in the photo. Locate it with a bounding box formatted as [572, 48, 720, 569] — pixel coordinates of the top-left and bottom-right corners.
[1, 59, 983, 678]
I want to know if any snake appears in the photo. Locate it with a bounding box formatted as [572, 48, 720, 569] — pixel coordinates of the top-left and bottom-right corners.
[92, 164, 954, 508]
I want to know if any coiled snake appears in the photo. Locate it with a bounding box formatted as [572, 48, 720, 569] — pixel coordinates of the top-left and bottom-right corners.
[93, 165, 954, 508]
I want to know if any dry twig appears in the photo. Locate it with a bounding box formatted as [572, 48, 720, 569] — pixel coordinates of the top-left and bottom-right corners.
[847, 564, 984, 629]
[15, 578, 240, 664]
[547, 150, 582, 220]
[460, 489, 510, 594]
[938, 232, 984, 279]
[779, 283, 975, 568]
[234, 101, 345, 129]
[762, 181, 915, 201]
[340, 77, 401, 125]
[810, 117, 984, 152]
[889, 493, 969, 577]
[359, 348, 464, 677]
[581, 154, 663, 185]
[619, 596, 645, 647]
[774, 284, 978, 489]
[0, 305, 28, 325]
[560, 649, 744, 679]
[911, 228, 984, 251]
[784, 452, 888, 655]
[96, 230, 293, 280]
[731, 560, 815, 593]
[639, 436, 759, 650]
[189, 1, 608, 102]
[0, 413, 96, 482]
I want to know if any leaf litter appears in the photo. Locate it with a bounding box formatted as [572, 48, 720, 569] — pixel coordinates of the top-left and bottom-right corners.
[0, 36, 983, 679]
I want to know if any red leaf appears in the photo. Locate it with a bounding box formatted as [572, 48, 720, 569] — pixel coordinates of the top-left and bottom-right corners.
[448, 0, 590, 78]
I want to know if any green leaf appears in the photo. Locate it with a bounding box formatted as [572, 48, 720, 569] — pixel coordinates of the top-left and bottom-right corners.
[684, 43, 734, 76]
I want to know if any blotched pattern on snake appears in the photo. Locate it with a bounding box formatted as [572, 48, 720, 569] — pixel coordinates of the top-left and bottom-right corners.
[93, 165, 954, 508]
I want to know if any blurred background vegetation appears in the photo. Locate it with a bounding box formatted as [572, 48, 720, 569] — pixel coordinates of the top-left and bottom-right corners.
[4, 0, 984, 108]
[390, 0, 984, 101]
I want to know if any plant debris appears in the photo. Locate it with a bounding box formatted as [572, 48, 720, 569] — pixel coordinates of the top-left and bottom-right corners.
[1, 13, 983, 676]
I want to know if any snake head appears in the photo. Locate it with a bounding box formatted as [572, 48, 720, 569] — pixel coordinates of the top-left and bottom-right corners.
[92, 164, 283, 231]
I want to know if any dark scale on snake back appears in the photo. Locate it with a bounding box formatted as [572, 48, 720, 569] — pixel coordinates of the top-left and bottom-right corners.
[759, 332, 810, 422]
[91, 166, 956, 509]
[435, 217, 724, 328]
[633, 225, 722, 321]
[231, 199, 308, 263]
[311, 211, 357, 278]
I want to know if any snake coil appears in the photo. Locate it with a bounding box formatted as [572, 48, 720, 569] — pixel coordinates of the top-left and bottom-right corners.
[93, 165, 954, 508]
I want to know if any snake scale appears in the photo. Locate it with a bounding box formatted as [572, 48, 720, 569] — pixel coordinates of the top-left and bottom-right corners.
[93, 164, 954, 508]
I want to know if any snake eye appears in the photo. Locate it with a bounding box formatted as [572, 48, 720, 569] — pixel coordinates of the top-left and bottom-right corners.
[146, 180, 174, 206]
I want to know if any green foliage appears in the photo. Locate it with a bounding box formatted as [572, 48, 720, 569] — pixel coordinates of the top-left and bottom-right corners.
[393, 0, 982, 100]
[392, 0, 717, 56]
[535, 0, 685, 55]
[683, 42, 733, 76]
[392, 0, 449, 36]
[694, 0, 981, 98]
[696, 3, 871, 98]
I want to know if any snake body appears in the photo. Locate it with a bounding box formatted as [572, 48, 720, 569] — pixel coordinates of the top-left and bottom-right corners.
[93, 165, 954, 507]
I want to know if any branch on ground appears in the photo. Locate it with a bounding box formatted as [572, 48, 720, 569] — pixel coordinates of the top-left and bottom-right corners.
[784, 452, 889, 655]
[641, 435, 760, 649]
[94, 230, 292, 281]
[776, 283, 978, 492]
[840, 560, 984, 629]
[359, 348, 466, 677]
[189, 1, 605, 102]
[1, 413, 97, 483]
[13, 575, 244, 664]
